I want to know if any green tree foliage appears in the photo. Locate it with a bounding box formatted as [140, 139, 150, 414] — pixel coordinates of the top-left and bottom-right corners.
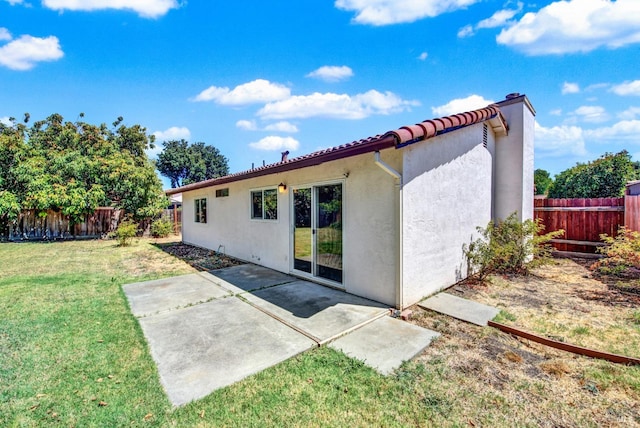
[0, 114, 167, 234]
[534, 169, 553, 195]
[156, 139, 229, 188]
[548, 151, 639, 198]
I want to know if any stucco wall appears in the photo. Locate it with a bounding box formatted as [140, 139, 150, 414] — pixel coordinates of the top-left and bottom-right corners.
[401, 123, 495, 306]
[181, 148, 402, 306]
[494, 98, 535, 222]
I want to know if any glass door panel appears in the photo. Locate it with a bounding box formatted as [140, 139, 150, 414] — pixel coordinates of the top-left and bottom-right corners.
[293, 188, 312, 273]
[316, 184, 343, 283]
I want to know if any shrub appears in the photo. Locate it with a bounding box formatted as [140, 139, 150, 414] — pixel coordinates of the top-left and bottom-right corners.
[111, 219, 138, 247]
[464, 212, 563, 281]
[151, 217, 174, 238]
[592, 227, 640, 276]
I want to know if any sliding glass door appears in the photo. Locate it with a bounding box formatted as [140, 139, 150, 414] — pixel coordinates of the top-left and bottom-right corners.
[292, 183, 343, 284]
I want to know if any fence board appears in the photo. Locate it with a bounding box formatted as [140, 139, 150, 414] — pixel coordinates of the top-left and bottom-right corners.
[534, 198, 624, 253]
[5, 208, 121, 241]
[625, 195, 640, 232]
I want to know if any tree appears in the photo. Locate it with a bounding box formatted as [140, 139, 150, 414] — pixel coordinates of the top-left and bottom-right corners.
[547, 151, 639, 198]
[156, 139, 229, 188]
[534, 169, 553, 195]
[0, 113, 167, 235]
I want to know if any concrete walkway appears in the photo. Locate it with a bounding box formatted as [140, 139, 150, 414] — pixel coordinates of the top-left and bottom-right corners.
[123, 265, 439, 406]
[418, 292, 500, 326]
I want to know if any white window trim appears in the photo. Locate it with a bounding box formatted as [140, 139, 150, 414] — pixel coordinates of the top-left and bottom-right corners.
[250, 187, 279, 221]
[194, 197, 207, 224]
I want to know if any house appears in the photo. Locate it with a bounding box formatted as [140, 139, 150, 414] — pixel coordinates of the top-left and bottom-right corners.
[166, 93, 535, 309]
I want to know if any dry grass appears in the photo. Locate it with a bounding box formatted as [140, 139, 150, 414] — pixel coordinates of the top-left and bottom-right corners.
[409, 257, 640, 427]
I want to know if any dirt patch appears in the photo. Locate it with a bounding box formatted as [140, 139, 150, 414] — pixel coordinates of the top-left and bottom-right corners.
[154, 241, 244, 271]
[409, 257, 640, 426]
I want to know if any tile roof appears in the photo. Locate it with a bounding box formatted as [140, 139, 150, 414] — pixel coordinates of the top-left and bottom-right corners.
[166, 101, 510, 195]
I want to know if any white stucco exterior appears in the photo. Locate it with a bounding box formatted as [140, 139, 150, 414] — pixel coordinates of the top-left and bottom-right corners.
[401, 123, 496, 306]
[494, 96, 535, 222]
[182, 149, 402, 306]
[175, 95, 534, 309]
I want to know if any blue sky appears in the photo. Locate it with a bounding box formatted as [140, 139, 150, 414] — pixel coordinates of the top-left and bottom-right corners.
[2, 0, 640, 189]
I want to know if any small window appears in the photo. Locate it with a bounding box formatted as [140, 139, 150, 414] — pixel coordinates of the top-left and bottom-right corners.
[216, 188, 229, 198]
[195, 198, 207, 223]
[251, 189, 278, 220]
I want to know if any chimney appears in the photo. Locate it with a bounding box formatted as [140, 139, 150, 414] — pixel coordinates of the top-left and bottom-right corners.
[505, 92, 520, 100]
[281, 151, 289, 162]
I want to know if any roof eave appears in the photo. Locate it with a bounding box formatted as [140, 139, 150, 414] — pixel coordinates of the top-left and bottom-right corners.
[165, 134, 396, 195]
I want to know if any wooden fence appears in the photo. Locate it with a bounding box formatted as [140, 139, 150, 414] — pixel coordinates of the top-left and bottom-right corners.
[5, 208, 122, 241]
[534, 198, 628, 254]
[162, 205, 182, 234]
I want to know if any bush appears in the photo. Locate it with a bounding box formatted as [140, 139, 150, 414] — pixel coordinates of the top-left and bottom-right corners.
[111, 219, 138, 247]
[151, 217, 174, 238]
[464, 212, 563, 281]
[592, 227, 640, 276]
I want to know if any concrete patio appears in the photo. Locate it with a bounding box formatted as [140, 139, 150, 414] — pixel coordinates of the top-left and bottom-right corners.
[123, 265, 440, 406]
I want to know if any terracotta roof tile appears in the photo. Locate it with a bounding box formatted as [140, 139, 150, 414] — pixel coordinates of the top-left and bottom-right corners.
[166, 102, 508, 195]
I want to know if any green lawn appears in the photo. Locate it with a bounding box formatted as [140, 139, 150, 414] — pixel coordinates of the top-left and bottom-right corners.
[2, 239, 639, 427]
[0, 239, 447, 427]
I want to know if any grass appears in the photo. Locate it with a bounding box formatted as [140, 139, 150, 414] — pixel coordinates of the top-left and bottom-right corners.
[2, 240, 640, 426]
[294, 227, 342, 259]
[0, 238, 453, 427]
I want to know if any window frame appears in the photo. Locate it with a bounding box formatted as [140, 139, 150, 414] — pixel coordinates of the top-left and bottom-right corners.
[250, 188, 278, 221]
[194, 197, 207, 224]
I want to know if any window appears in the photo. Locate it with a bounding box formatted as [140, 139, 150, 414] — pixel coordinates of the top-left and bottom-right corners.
[251, 189, 278, 220]
[194, 198, 207, 223]
[216, 188, 229, 197]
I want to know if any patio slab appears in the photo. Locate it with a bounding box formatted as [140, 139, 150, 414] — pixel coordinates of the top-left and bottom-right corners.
[208, 264, 297, 294]
[328, 316, 440, 375]
[136, 297, 316, 406]
[123, 272, 231, 317]
[244, 280, 389, 343]
[418, 292, 500, 326]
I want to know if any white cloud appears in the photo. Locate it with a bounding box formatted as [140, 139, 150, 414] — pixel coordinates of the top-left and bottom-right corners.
[5, 0, 24, 5]
[0, 28, 11, 41]
[550, 108, 562, 116]
[152, 126, 191, 141]
[477, 3, 522, 29]
[236, 120, 299, 133]
[431, 94, 494, 116]
[148, 126, 190, 159]
[0, 116, 12, 126]
[561, 82, 580, 94]
[264, 121, 299, 133]
[535, 122, 587, 157]
[335, 0, 480, 26]
[584, 120, 640, 140]
[457, 25, 474, 38]
[417, 52, 428, 60]
[249, 136, 300, 151]
[236, 120, 258, 131]
[306, 65, 354, 82]
[42, 0, 178, 18]
[0, 34, 63, 70]
[573, 105, 609, 123]
[497, 0, 640, 55]
[458, 3, 522, 38]
[611, 80, 640, 96]
[258, 90, 419, 120]
[191, 79, 291, 105]
[619, 107, 640, 120]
